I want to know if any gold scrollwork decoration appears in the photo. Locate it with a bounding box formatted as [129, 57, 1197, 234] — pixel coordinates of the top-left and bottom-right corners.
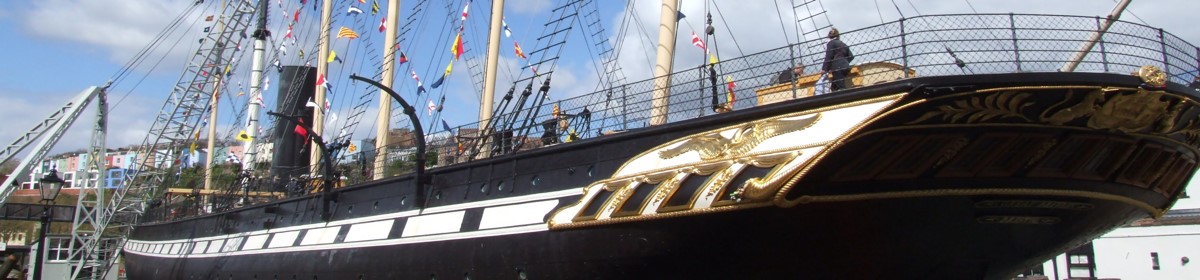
[649, 174, 685, 207]
[658, 114, 821, 161]
[1087, 88, 1178, 133]
[906, 91, 1033, 124]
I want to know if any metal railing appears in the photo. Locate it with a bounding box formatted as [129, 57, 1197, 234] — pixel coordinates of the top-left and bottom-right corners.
[144, 14, 1200, 222]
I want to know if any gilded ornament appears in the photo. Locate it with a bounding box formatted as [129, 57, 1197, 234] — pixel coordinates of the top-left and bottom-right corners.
[1088, 88, 1171, 133]
[1137, 65, 1167, 88]
[658, 114, 821, 160]
[907, 91, 1032, 124]
[1039, 89, 1106, 125]
[649, 175, 684, 207]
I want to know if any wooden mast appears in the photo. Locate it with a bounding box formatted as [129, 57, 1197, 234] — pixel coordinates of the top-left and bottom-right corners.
[480, 0, 505, 152]
[373, 0, 402, 180]
[649, 0, 680, 125]
[311, 0, 333, 175]
[203, 0, 230, 193]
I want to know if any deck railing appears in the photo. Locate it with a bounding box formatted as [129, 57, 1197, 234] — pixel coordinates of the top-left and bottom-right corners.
[144, 14, 1200, 221]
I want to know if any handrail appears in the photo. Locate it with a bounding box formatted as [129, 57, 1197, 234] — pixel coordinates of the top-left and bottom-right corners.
[141, 13, 1200, 222]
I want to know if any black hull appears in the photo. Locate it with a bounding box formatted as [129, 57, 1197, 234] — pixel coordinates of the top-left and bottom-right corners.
[125, 198, 1145, 280]
[125, 72, 1200, 280]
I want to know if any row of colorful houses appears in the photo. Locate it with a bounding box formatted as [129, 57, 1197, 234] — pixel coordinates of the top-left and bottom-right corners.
[16, 144, 266, 190]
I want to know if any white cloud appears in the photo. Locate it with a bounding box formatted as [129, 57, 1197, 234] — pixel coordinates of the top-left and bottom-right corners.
[24, 0, 195, 63]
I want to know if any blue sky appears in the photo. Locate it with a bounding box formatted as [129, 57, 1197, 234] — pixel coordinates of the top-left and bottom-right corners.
[2, 0, 1199, 159]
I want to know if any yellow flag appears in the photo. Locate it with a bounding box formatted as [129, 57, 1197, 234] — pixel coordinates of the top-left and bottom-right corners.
[709, 53, 718, 65]
[349, 143, 357, 152]
[443, 61, 454, 76]
[327, 50, 337, 64]
[237, 130, 252, 142]
[337, 26, 360, 39]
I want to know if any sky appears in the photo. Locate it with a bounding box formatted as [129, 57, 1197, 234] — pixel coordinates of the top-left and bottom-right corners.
[1, 0, 1199, 161]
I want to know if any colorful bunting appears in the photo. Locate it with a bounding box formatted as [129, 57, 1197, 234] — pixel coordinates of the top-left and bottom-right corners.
[294, 8, 300, 23]
[725, 76, 736, 106]
[328, 50, 342, 63]
[306, 97, 318, 108]
[347, 6, 363, 15]
[514, 41, 527, 59]
[502, 17, 512, 38]
[450, 32, 464, 60]
[379, 17, 386, 32]
[442, 119, 452, 132]
[430, 75, 446, 89]
[427, 99, 437, 116]
[398, 52, 408, 65]
[411, 70, 427, 95]
[337, 27, 359, 39]
[205, 15, 214, 21]
[316, 74, 328, 91]
[461, 0, 471, 21]
[237, 130, 252, 142]
[371, 0, 379, 14]
[294, 119, 308, 139]
[691, 32, 706, 51]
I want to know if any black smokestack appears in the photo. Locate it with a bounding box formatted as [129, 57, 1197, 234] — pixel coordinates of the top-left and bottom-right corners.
[271, 66, 317, 180]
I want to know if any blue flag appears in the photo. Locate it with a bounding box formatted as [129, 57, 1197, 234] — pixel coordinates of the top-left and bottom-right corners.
[442, 119, 452, 132]
[430, 75, 446, 89]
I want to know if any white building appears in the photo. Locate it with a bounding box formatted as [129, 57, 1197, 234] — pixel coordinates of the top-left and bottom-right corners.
[1033, 176, 1199, 279]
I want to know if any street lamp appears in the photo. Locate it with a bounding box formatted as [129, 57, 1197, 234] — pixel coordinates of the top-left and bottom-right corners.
[34, 169, 64, 280]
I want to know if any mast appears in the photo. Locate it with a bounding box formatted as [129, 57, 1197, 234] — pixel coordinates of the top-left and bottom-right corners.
[480, 0, 504, 142]
[311, 0, 333, 174]
[203, 0, 230, 192]
[1060, 0, 1132, 72]
[243, 0, 269, 171]
[648, 0, 680, 125]
[373, 0, 402, 180]
[202, 77, 222, 192]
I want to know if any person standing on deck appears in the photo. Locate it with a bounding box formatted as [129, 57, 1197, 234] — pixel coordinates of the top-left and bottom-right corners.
[822, 28, 854, 91]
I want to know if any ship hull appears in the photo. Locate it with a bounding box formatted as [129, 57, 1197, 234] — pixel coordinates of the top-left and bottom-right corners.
[124, 197, 1146, 279]
[124, 72, 1200, 280]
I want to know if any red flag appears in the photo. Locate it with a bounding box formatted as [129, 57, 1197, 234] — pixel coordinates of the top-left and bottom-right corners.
[294, 8, 300, 22]
[725, 76, 736, 105]
[398, 52, 408, 65]
[691, 32, 706, 51]
[379, 17, 386, 32]
[316, 74, 327, 89]
[451, 33, 464, 60]
[294, 119, 308, 139]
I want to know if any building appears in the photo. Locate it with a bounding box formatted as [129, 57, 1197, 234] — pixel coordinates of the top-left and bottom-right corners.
[28, 235, 122, 280]
[1031, 176, 1199, 279]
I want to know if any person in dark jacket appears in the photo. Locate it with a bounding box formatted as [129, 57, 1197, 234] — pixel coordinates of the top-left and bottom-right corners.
[821, 28, 854, 91]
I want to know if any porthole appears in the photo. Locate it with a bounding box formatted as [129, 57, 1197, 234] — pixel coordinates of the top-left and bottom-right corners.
[373, 201, 379, 210]
[479, 183, 488, 193]
[587, 165, 595, 177]
[347, 205, 353, 214]
[516, 268, 527, 280]
[497, 181, 505, 191]
[400, 196, 408, 205]
[531, 176, 541, 186]
[434, 191, 443, 200]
